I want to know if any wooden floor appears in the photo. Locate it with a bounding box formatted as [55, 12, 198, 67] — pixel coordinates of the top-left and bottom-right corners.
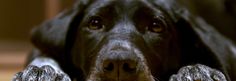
[0, 40, 31, 81]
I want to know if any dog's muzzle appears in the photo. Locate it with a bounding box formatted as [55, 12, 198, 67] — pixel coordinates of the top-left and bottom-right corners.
[86, 40, 155, 81]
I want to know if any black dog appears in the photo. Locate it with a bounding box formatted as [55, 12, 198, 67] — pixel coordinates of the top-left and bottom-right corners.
[13, 0, 236, 81]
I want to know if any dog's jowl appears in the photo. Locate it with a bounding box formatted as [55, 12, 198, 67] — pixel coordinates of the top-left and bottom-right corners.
[13, 0, 236, 81]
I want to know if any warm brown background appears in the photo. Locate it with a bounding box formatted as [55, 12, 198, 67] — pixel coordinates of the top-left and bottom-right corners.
[0, 0, 73, 80]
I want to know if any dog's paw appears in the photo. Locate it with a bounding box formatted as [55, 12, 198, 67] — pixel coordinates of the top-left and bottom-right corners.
[12, 65, 71, 81]
[169, 64, 227, 81]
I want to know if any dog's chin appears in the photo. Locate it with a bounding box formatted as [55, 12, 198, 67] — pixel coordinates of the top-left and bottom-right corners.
[86, 63, 156, 81]
[86, 71, 156, 81]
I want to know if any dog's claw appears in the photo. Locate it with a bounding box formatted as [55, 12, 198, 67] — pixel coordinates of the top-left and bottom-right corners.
[12, 65, 71, 81]
[12, 72, 23, 81]
[169, 64, 227, 81]
[55, 73, 71, 81]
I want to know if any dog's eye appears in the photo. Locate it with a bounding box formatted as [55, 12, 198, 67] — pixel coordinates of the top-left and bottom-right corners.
[88, 16, 103, 30]
[148, 18, 165, 33]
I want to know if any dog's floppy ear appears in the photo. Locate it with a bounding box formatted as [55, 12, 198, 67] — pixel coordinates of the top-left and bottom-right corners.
[175, 7, 236, 80]
[165, 1, 236, 80]
[31, 1, 91, 54]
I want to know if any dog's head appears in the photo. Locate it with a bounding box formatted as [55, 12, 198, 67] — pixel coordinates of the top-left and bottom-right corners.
[31, 0, 229, 81]
[70, 0, 180, 81]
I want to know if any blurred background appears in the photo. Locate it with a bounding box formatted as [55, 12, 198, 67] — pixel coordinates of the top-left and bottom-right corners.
[0, 0, 235, 81]
[0, 0, 73, 80]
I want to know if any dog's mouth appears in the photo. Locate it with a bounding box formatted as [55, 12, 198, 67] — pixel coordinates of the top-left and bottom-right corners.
[85, 50, 156, 81]
[86, 59, 156, 81]
[86, 72, 155, 81]
[82, 40, 157, 81]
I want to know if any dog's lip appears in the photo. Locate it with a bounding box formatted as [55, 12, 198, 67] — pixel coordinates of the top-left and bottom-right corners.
[86, 68, 157, 81]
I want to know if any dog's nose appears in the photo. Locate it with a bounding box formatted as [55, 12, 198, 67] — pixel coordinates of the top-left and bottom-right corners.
[103, 59, 137, 73]
[102, 58, 138, 80]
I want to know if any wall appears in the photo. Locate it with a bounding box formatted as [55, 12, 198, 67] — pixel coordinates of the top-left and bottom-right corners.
[0, 0, 72, 81]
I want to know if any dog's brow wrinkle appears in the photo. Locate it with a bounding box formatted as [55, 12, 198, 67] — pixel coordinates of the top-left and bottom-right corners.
[86, 0, 114, 16]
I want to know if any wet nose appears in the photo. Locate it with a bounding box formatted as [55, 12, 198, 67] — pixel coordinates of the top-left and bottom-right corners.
[103, 59, 137, 73]
[101, 56, 139, 81]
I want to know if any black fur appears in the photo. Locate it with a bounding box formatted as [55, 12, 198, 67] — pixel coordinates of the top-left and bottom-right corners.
[13, 0, 236, 81]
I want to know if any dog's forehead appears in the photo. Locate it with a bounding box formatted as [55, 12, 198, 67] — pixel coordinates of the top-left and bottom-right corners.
[85, 0, 164, 17]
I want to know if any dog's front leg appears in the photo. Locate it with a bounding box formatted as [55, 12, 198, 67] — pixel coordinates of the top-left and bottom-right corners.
[12, 57, 71, 81]
[169, 64, 227, 81]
